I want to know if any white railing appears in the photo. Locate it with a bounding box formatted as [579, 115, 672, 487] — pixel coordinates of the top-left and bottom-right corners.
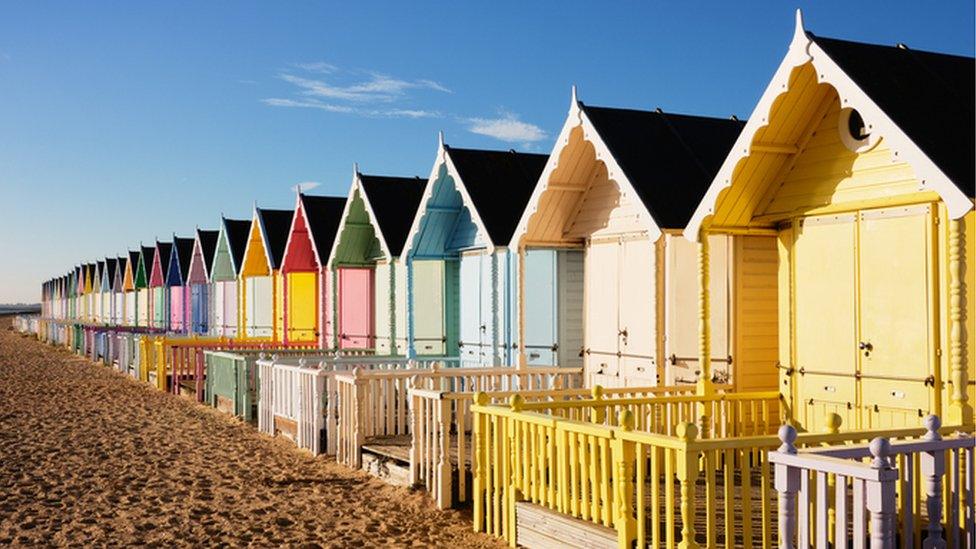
[257, 355, 439, 455]
[335, 365, 590, 471]
[770, 416, 974, 549]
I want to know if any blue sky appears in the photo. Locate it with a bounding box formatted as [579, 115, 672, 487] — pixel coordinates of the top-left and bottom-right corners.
[1, 1, 973, 303]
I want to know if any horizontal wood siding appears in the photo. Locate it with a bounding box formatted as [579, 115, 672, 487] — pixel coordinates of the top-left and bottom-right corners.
[733, 235, 779, 393]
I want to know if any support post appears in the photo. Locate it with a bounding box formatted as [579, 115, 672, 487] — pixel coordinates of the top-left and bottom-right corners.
[866, 437, 896, 549]
[775, 425, 800, 549]
[947, 219, 971, 426]
[921, 416, 946, 549]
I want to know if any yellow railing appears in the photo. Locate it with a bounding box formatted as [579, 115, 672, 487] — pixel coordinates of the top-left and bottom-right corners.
[471, 393, 965, 548]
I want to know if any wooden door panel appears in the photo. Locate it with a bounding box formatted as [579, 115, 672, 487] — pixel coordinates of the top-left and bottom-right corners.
[459, 253, 484, 365]
[337, 268, 373, 349]
[247, 276, 273, 338]
[619, 239, 656, 384]
[793, 214, 857, 415]
[585, 241, 619, 380]
[287, 272, 317, 342]
[858, 206, 932, 415]
[524, 250, 557, 366]
[412, 260, 445, 356]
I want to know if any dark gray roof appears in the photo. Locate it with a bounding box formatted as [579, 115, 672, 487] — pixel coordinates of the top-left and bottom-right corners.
[359, 174, 426, 257]
[173, 237, 195, 281]
[580, 104, 745, 228]
[444, 147, 549, 246]
[301, 195, 347, 262]
[257, 209, 294, 269]
[810, 33, 975, 197]
[222, 218, 251, 273]
[196, 229, 219, 276]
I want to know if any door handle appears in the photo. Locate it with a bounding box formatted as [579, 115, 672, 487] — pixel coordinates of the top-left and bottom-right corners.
[858, 341, 873, 351]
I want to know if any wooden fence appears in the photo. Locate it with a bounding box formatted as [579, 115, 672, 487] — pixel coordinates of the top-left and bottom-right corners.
[470, 394, 970, 548]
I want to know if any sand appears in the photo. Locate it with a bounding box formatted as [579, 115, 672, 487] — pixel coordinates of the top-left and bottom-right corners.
[0, 318, 503, 547]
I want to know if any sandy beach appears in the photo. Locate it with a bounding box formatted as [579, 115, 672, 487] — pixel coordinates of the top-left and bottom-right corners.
[0, 318, 502, 547]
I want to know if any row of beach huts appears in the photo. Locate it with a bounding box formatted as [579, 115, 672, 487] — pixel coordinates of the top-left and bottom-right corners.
[17, 14, 975, 548]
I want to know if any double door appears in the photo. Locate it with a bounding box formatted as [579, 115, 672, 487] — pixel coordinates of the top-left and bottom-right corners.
[792, 205, 934, 429]
[584, 237, 656, 387]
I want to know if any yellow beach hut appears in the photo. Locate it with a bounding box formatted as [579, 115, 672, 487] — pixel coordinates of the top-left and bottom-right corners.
[685, 11, 975, 429]
[239, 207, 294, 341]
[512, 89, 749, 388]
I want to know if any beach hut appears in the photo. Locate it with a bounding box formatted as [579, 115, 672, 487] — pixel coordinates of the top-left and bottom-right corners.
[112, 257, 125, 325]
[149, 241, 172, 331]
[403, 139, 548, 365]
[329, 169, 426, 353]
[166, 236, 195, 333]
[511, 89, 747, 387]
[684, 11, 975, 428]
[187, 228, 219, 335]
[93, 261, 105, 324]
[84, 263, 95, 322]
[137, 247, 153, 327]
[103, 258, 117, 325]
[239, 207, 293, 341]
[210, 217, 250, 338]
[122, 251, 139, 326]
[281, 193, 346, 346]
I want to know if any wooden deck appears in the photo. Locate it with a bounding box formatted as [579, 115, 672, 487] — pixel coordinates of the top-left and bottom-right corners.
[362, 433, 474, 467]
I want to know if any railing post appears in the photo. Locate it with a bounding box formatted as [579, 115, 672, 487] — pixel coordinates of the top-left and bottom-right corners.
[676, 422, 700, 549]
[436, 394, 452, 509]
[591, 385, 605, 424]
[866, 438, 895, 549]
[920, 415, 946, 549]
[410, 375, 422, 486]
[507, 395, 523, 545]
[775, 424, 800, 549]
[472, 392, 488, 533]
[613, 410, 637, 549]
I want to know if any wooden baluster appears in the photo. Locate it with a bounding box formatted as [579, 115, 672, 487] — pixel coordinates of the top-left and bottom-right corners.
[436, 396, 451, 509]
[472, 393, 486, 532]
[920, 416, 945, 549]
[614, 410, 637, 548]
[775, 424, 800, 549]
[676, 422, 699, 549]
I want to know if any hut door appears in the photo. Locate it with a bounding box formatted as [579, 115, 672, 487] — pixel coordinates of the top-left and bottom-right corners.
[170, 287, 184, 331]
[857, 205, 933, 424]
[337, 268, 373, 349]
[287, 272, 317, 342]
[412, 260, 445, 355]
[459, 252, 485, 365]
[793, 214, 858, 425]
[585, 240, 620, 385]
[246, 276, 274, 338]
[524, 250, 558, 366]
[618, 238, 656, 385]
[664, 234, 732, 386]
[374, 263, 392, 354]
[221, 281, 238, 337]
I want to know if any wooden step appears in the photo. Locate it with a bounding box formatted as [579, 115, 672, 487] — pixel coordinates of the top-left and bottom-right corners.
[515, 501, 615, 549]
[361, 451, 412, 488]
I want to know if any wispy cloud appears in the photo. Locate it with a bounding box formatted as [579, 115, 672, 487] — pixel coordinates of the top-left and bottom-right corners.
[264, 62, 450, 120]
[466, 111, 547, 143]
[291, 61, 337, 74]
[262, 97, 437, 118]
[291, 181, 322, 192]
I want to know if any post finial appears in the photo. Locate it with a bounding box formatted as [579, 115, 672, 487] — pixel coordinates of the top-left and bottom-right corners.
[676, 422, 698, 442]
[474, 391, 488, 406]
[509, 394, 524, 412]
[298, 358, 307, 368]
[923, 414, 942, 441]
[618, 410, 634, 431]
[590, 384, 604, 399]
[825, 413, 842, 434]
[778, 424, 798, 454]
[869, 437, 892, 469]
